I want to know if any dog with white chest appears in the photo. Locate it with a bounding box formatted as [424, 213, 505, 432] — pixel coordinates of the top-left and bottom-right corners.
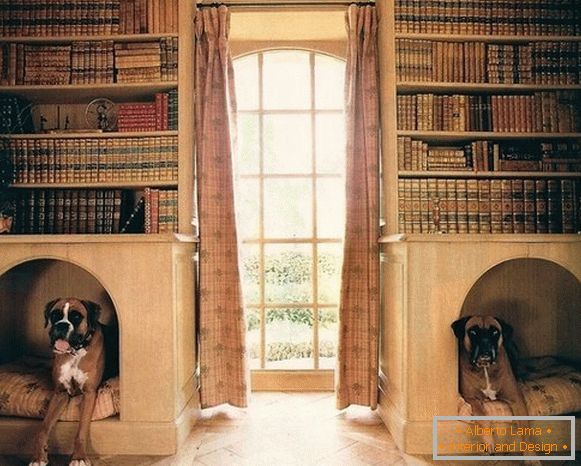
[29, 298, 107, 466]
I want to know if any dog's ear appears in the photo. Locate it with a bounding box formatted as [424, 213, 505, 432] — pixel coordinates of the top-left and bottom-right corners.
[496, 317, 513, 340]
[451, 316, 471, 339]
[44, 298, 60, 328]
[81, 300, 102, 329]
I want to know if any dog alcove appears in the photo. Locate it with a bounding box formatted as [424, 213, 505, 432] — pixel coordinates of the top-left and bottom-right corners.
[0, 259, 118, 365]
[0, 236, 198, 456]
[378, 236, 581, 455]
[461, 258, 581, 364]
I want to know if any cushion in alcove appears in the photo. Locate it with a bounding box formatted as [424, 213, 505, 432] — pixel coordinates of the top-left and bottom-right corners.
[458, 356, 581, 416]
[0, 356, 119, 420]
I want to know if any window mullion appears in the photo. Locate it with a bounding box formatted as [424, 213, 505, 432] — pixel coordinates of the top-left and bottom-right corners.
[310, 52, 320, 371]
[258, 51, 266, 370]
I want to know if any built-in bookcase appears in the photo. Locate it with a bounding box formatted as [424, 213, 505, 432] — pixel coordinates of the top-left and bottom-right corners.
[0, 0, 194, 236]
[381, 0, 581, 235]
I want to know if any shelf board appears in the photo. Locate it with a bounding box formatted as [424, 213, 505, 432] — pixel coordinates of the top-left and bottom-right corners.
[379, 233, 581, 243]
[397, 82, 581, 93]
[399, 170, 581, 178]
[395, 33, 581, 43]
[0, 82, 178, 103]
[397, 130, 581, 142]
[0, 233, 194, 244]
[10, 181, 178, 189]
[2, 131, 178, 139]
[0, 33, 178, 43]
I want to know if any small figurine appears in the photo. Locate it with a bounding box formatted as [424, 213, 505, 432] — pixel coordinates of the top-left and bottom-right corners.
[40, 114, 47, 132]
[97, 103, 108, 130]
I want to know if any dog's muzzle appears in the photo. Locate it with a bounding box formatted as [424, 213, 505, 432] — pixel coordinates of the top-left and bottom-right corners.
[471, 345, 497, 368]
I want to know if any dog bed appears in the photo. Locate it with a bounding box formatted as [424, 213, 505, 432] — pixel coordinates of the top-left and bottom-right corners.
[458, 356, 581, 416]
[0, 356, 119, 421]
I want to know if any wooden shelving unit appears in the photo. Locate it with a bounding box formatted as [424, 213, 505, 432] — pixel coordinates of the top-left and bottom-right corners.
[0, 0, 198, 456]
[10, 181, 178, 189]
[397, 82, 581, 93]
[0, 82, 178, 103]
[398, 170, 581, 179]
[2, 130, 178, 139]
[377, 0, 581, 457]
[0, 33, 178, 43]
[395, 33, 581, 43]
[397, 130, 581, 142]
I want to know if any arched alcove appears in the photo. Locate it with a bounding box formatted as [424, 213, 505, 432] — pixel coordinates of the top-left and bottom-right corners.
[0, 258, 118, 364]
[461, 258, 581, 362]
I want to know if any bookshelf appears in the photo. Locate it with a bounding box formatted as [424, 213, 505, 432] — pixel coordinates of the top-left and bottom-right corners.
[0, 0, 197, 456]
[377, 0, 581, 456]
[384, 13, 581, 235]
[0, 27, 183, 234]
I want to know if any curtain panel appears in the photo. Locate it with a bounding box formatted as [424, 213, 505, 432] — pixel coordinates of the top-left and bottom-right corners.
[194, 5, 249, 408]
[336, 4, 381, 410]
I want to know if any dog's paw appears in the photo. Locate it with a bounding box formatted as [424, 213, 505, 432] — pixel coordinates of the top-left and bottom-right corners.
[69, 459, 91, 466]
[28, 462, 48, 466]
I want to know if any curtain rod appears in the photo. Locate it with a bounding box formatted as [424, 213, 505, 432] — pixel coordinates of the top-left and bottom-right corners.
[197, 1, 375, 8]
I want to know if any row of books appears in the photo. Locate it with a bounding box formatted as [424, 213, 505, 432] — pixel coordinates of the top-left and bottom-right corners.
[114, 38, 177, 83]
[143, 187, 177, 233]
[117, 90, 177, 132]
[397, 178, 579, 234]
[394, 0, 581, 35]
[71, 41, 114, 84]
[0, 0, 178, 37]
[396, 92, 580, 133]
[396, 40, 581, 84]
[11, 189, 124, 234]
[397, 137, 581, 172]
[0, 38, 177, 85]
[119, 0, 179, 35]
[0, 95, 32, 133]
[8, 136, 178, 183]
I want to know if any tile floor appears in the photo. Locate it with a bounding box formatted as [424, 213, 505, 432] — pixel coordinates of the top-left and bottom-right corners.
[1, 392, 579, 466]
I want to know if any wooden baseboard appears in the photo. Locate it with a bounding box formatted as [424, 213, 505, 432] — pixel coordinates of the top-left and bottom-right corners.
[251, 370, 334, 391]
[0, 393, 200, 456]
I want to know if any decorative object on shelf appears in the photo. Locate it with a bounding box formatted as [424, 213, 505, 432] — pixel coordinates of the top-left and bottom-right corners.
[85, 98, 118, 132]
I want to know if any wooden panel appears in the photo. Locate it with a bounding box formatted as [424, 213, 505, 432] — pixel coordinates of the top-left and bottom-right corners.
[380, 257, 405, 395]
[177, 0, 195, 234]
[377, 0, 399, 234]
[174, 248, 197, 414]
[378, 239, 581, 455]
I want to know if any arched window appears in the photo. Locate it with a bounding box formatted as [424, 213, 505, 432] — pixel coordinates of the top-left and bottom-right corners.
[233, 50, 345, 373]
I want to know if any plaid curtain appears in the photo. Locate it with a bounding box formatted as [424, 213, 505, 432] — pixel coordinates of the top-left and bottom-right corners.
[194, 5, 249, 408]
[336, 4, 381, 410]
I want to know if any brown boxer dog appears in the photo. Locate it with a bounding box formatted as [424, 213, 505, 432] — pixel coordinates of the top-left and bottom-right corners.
[29, 298, 106, 466]
[452, 315, 541, 464]
[451, 315, 526, 417]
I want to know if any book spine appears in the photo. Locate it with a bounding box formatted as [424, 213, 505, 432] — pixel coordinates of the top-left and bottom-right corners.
[477, 179, 491, 233]
[523, 179, 537, 233]
[546, 179, 561, 233]
[500, 179, 514, 233]
[535, 179, 548, 233]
